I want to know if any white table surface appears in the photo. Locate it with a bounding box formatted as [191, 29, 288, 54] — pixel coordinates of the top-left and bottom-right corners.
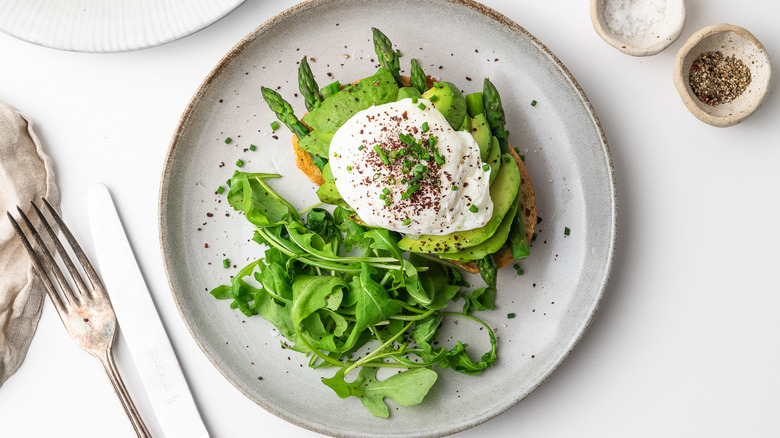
[2, 0, 779, 436]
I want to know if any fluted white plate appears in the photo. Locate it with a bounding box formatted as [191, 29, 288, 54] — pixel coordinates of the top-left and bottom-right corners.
[0, 0, 246, 52]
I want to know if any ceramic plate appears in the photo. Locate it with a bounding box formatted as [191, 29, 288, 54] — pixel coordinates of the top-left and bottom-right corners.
[160, 0, 617, 436]
[0, 0, 246, 52]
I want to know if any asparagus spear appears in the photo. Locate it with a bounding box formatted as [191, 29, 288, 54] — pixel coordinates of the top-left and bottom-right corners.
[298, 56, 323, 112]
[482, 78, 509, 154]
[261, 87, 310, 140]
[410, 58, 427, 94]
[371, 27, 403, 87]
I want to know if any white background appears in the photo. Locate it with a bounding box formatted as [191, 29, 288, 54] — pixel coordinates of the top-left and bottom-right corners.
[1, 0, 779, 436]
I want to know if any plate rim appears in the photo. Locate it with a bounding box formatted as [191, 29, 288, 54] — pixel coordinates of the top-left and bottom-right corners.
[158, 0, 618, 435]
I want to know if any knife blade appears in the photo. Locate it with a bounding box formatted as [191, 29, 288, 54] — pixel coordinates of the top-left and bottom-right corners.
[88, 183, 209, 438]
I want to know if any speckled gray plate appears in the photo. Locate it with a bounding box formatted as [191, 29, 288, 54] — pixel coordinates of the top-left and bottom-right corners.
[159, 0, 617, 436]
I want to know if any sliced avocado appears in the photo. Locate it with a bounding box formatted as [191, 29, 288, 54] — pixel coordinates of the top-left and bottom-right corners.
[297, 130, 334, 157]
[421, 82, 467, 130]
[397, 154, 520, 254]
[303, 69, 399, 133]
[316, 181, 344, 205]
[321, 162, 335, 183]
[397, 87, 422, 100]
[465, 92, 484, 117]
[439, 192, 520, 262]
[470, 114, 492, 161]
[458, 113, 471, 131]
[487, 136, 501, 186]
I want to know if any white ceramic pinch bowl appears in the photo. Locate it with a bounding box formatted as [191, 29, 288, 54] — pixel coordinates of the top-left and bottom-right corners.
[591, 0, 686, 56]
[673, 23, 772, 127]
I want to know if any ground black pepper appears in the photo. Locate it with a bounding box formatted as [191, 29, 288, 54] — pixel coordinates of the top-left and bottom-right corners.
[689, 51, 751, 105]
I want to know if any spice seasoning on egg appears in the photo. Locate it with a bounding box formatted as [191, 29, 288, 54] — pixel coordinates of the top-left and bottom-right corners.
[689, 51, 752, 106]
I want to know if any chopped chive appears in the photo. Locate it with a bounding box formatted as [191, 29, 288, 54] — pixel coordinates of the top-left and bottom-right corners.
[216, 186, 225, 194]
[469, 205, 479, 213]
[429, 94, 438, 102]
[346, 165, 353, 173]
[379, 193, 386, 200]
[418, 103, 426, 110]
[270, 121, 280, 130]
[373, 173, 381, 180]
[531, 100, 537, 107]
[222, 258, 230, 268]
[482, 164, 490, 171]
[387, 176, 396, 185]
[249, 144, 256, 151]
[373, 144, 390, 165]
[401, 178, 408, 184]
[226, 179, 232, 187]
[451, 184, 457, 191]
[531, 233, 537, 242]
[507, 313, 516, 319]
[382, 187, 390, 195]
[564, 226, 571, 236]
[434, 150, 445, 166]
[224, 137, 232, 144]
[421, 122, 429, 133]
[412, 96, 419, 104]
[428, 136, 438, 147]
[236, 159, 244, 167]
[402, 218, 411, 226]
[402, 183, 420, 199]
[413, 164, 427, 174]
[358, 145, 365, 151]
[385, 198, 391, 206]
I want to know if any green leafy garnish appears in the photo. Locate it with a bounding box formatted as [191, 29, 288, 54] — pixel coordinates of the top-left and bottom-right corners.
[211, 173, 499, 417]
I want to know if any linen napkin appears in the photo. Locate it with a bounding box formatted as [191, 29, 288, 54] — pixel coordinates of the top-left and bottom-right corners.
[0, 101, 59, 388]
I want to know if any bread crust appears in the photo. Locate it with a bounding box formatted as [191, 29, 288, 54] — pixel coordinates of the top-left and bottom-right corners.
[290, 75, 536, 274]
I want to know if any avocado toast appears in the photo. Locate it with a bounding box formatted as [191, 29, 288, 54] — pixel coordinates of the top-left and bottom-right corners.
[277, 30, 536, 275]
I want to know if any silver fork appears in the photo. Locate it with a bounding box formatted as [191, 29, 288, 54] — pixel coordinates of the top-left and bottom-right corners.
[7, 199, 152, 438]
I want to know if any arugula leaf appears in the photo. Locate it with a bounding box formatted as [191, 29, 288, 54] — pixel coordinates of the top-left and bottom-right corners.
[322, 367, 438, 418]
[475, 254, 498, 290]
[227, 172, 298, 226]
[461, 286, 496, 315]
[291, 276, 345, 325]
[350, 264, 402, 331]
[333, 206, 367, 252]
[306, 208, 341, 254]
[412, 313, 443, 353]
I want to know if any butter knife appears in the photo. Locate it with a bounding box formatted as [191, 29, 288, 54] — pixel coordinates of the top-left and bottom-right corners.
[88, 183, 209, 438]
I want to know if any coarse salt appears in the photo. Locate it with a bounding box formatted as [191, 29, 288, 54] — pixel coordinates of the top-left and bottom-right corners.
[603, 0, 667, 38]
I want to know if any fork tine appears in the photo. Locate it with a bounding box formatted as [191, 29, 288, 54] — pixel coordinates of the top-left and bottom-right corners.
[15, 205, 82, 306]
[29, 201, 93, 302]
[6, 211, 67, 314]
[39, 198, 107, 297]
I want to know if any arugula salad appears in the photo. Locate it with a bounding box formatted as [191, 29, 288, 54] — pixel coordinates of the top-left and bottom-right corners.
[210, 28, 531, 418]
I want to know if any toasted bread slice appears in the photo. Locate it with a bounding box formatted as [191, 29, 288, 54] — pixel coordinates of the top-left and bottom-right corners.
[290, 75, 536, 273]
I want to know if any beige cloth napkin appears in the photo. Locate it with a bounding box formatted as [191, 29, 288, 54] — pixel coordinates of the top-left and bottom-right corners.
[0, 102, 59, 388]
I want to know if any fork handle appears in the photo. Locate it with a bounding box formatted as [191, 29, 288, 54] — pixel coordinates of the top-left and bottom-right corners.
[98, 350, 153, 438]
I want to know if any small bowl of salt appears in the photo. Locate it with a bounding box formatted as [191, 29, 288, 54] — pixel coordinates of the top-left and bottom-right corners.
[591, 0, 686, 56]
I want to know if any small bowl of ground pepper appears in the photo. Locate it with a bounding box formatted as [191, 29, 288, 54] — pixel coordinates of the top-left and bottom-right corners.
[674, 23, 772, 127]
